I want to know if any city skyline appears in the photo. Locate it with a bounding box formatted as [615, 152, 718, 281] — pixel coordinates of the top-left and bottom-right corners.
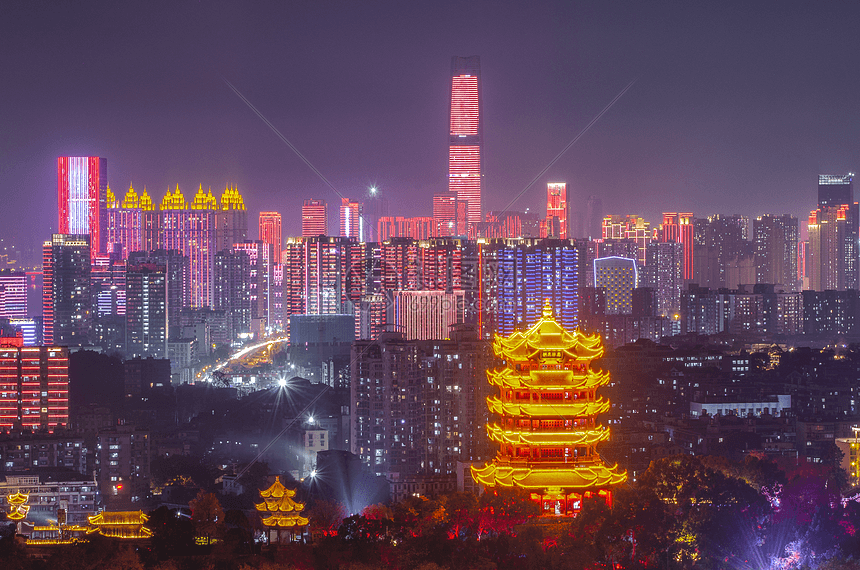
[3, 1, 860, 254]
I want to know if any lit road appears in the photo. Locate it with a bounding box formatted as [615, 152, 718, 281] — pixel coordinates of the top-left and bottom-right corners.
[198, 336, 288, 384]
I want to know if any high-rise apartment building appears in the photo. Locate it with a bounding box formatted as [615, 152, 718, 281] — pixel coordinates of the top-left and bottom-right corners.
[214, 249, 251, 341]
[660, 212, 695, 281]
[43, 235, 92, 346]
[0, 270, 27, 320]
[817, 174, 857, 289]
[57, 157, 107, 256]
[449, 56, 482, 228]
[386, 290, 465, 340]
[643, 241, 684, 318]
[593, 257, 637, 315]
[350, 326, 492, 479]
[125, 260, 168, 358]
[340, 198, 364, 241]
[0, 346, 69, 432]
[808, 206, 848, 291]
[159, 185, 217, 308]
[105, 185, 152, 259]
[128, 250, 189, 335]
[754, 214, 798, 291]
[302, 199, 328, 237]
[433, 193, 469, 237]
[585, 196, 604, 239]
[481, 238, 579, 337]
[233, 241, 274, 336]
[601, 215, 651, 266]
[259, 212, 282, 263]
[692, 214, 750, 289]
[377, 217, 435, 241]
[546, 183, 568, 239]
[215, 186, 248, 254]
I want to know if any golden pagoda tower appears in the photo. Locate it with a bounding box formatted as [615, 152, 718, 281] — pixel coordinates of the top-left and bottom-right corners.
[472, 301, 627, 516]
[255, 476, 309, 544]
[6, 491, 30, 520]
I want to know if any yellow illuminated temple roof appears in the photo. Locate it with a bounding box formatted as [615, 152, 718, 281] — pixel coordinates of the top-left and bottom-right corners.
[494, 302, 603, 363]
[87, 511, 153, 539]
[255, 477, 309, 528]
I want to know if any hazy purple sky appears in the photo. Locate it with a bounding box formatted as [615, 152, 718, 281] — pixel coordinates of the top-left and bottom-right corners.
[2, 0, 859, 259]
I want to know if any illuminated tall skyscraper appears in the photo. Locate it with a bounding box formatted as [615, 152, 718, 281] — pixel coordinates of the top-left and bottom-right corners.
[105, 184, 152, 259]
[449, 56, 482, 228]
[808, 206, 847, 291]
[159, 185, 217, 308]
[43, 234, 92, 346]
[660, 212, 695, 281]
[818, 174, 857, 289]
[546, 183, 568, 239]
[216, 186, 248, 253]
[753, 214, 798, 291]
[259, 212, 282, 264]
[57, 157, 107, 256]
[340, 198, 364, 241]
[302, 199, 328, 237]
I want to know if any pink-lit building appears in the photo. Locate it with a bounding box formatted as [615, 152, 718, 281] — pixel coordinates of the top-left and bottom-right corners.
[660, 212, 695, 281]
[302, 199, 328, 237]
[105, 185, 153, 259]
[0, 346, 69, 432]
[377, 217, 435, 241]
[340, 198, 364, 241]
[159, 185, 217, 308]
[448, 56, 482, 229]
[433, 193, 469, 237]
[387, 290, 465, 340]
[57, 157, 108, 256]
[546, 183, 568, 239]
[259, 212, 282, 263]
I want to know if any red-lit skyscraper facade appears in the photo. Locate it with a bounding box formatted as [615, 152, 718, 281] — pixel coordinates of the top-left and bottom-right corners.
[259, 212, 282, 263]
[340, 198, 364, 241]
[0, 346, 69, 432]
[302, 199, 328, 237]
[449, 56, 482, 229]
[660, 212, 694, 281]
[58, 157, 108, 256]
[546, 183, 568, 239]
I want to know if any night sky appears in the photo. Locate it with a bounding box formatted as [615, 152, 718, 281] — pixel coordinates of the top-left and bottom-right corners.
[3, 0, 859, 261]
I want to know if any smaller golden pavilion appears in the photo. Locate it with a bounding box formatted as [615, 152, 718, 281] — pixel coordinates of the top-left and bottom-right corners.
[6, 491, 30, 520]
[86, 511, 153, 539]
[255, 477, 309, 544]
[472, 301, 627, 515]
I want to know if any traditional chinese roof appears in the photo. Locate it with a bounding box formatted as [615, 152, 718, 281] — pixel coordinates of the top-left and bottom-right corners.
[7, 491, 29, 520]
[255, 477, 309, 528]
[487, 367, 610, 390]
[487, 395, 610, 418]
[487, 423, 611, 446]
[471, 461, 627, 491]
[87, 511, 153, 539]
[493, 302, 603, 363]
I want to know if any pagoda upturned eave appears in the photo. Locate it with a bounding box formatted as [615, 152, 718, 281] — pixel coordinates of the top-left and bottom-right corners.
[487, 396, 611, 418]
[487, 367, 611, 390]
[471, 462, 627, 490]
[487, 423, 611, 446]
